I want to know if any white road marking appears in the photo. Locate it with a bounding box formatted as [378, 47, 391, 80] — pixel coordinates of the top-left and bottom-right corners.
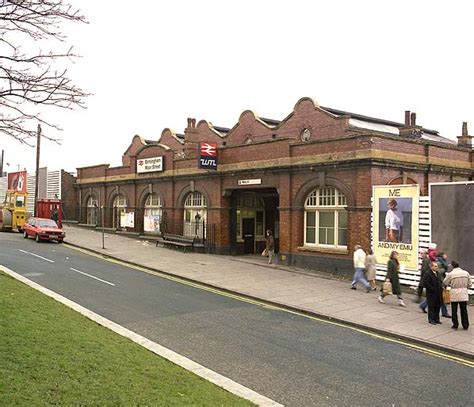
[69, 267, 116, 286]
[1, 265, 282, 406]
[24, 272, 45, 277]
[19, 249, 55, 263]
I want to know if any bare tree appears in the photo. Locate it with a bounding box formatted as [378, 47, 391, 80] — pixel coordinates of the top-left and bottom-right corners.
[0, 0, 88, 145]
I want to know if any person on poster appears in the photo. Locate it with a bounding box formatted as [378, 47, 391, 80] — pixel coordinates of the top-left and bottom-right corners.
[385, 198, 403, 242]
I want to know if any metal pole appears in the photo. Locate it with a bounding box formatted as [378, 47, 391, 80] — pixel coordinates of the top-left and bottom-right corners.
[0, 149, 4, 176]
[34, 124, 42, 216]
[101, 205, 105, 249]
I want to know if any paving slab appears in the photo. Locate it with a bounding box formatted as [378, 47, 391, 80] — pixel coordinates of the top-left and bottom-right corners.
[62, 225, 474, 358]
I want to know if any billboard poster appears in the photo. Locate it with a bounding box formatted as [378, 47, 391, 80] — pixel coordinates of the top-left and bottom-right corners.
[137, 156, 163, 174]
[120, 211, 135, 228]
[373, 185, 419, 270]
[430, 182, 474, 275]
[199, 143, 217, 170]
[7, 171, 27, 193]
[144, 214, 161, 233]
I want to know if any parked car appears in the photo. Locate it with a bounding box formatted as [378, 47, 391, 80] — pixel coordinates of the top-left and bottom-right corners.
[23, 217, 65, 243]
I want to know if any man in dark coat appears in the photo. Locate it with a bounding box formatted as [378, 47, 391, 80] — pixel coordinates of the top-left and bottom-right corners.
[421, 261, 443, 324]
[417, 249, 431, 302]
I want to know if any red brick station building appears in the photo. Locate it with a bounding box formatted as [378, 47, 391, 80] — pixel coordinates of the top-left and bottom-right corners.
[75, 97, 473, 273]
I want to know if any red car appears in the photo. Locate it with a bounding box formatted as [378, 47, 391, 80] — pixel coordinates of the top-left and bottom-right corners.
[23, 217, 65, 243]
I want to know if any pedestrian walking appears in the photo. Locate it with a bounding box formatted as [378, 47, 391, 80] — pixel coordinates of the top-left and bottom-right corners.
[378, 251, 406, 306]
[421, 261, 443, 325]
[351, 245, 371, 292]
[365, 248, 377, 290]
[265, 229, 275, 265]
[417, 249, 431, 303]
[443, 261, 472, 330]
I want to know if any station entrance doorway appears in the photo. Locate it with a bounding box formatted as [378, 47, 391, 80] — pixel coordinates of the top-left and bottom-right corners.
[229, 188, 279, 255]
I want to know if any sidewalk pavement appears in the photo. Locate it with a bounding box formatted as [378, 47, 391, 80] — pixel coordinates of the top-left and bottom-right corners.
[63, 225, 473, 359]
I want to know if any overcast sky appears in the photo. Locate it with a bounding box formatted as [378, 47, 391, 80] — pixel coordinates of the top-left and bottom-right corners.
[4, 0, 473, 174]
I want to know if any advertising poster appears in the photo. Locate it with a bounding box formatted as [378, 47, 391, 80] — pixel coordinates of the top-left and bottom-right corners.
[144, 214, 161, 233]
[7, 171, 27, 193]
[120, 211, 135, 228]
[373, 185, 419, 270]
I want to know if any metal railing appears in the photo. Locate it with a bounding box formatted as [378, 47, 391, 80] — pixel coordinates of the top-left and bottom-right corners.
[63, 205, 217, 253]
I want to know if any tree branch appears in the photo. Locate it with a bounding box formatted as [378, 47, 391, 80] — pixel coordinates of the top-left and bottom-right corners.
[0, 0, 89, 144]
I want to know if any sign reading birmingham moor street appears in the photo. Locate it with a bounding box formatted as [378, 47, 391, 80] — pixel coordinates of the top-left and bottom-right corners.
[137, 156, 164, 174]
[199, 143, 218, 170]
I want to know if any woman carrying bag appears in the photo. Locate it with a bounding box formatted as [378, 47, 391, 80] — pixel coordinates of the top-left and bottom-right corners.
[378, 251, 406, 307]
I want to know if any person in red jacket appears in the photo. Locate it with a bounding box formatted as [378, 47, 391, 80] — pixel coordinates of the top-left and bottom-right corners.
[427, 243, 437, 262]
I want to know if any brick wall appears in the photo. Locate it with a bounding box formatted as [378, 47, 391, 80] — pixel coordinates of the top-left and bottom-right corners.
[74, 97, 473, 273]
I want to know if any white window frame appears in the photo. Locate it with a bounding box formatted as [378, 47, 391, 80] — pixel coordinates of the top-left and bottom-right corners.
[304, 187, 347, 249]
[112, 194, 127, 229]
[183, 192, 207, 237]
[86, 195, 99, 225]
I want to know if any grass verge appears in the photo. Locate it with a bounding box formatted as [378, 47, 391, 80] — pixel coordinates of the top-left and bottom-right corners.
[0, 272, 254, 406]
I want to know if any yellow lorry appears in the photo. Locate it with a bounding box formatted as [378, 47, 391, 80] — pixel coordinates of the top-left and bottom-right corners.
[0, 191, 28, 231]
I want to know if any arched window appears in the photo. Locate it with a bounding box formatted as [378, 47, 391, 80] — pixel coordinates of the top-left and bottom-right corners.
[184, 192, 207, 238]
[304, 187, 347, 248]
[143, 193, 162, 234]
[86, 195, 98, 225]
[112, 194, 127, 229]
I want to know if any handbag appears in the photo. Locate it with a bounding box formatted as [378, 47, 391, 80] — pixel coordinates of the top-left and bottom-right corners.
[382, 280, 392, 295]
[442, 288, 451, 304]
[261, 248, 268, 257]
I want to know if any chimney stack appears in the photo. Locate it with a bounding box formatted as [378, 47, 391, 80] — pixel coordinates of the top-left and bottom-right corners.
[457, 122, 472, 148]
[400, 110, 423, 138]
[405, 111, 410, 126]
[186, 118, 197, 128]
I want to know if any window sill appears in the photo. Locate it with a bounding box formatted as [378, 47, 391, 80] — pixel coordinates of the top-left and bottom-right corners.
[297, 246, 349, 255]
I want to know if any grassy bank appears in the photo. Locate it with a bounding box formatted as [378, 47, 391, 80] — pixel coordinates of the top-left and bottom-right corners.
[0, 272, 254, 406]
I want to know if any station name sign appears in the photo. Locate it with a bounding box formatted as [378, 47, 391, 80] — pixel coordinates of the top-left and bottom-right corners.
[199, 143, 218, 170]
[238, 179, 261, 186]
[137, 156, 164, 174]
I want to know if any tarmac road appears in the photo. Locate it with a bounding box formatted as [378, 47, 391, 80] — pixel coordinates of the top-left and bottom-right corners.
[1, 233, 473, 407]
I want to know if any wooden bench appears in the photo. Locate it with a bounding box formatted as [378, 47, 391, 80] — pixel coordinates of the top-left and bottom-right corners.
[156, 233, 196, 253]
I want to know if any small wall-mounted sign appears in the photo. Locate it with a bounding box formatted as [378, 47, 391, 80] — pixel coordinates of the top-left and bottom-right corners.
[137, 156, 164, 174]
[238, 179, 261, 186]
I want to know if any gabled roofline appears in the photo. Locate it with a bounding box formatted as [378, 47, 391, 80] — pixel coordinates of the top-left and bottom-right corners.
[321, 106, 439, 135]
